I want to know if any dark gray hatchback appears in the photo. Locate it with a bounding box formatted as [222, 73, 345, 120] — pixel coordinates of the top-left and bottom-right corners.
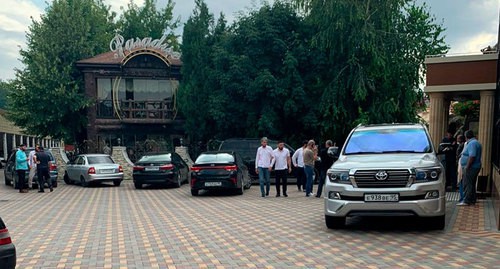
[0, 217, 16, 269]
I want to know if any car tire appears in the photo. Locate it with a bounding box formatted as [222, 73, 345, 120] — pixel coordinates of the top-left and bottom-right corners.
[325, 215, 346, 229]
[191, 189, 199, 196]
[236, 180, 244, 195]
[113, 179, 121, 187]
[174, 172, 182, 188]
[80, 177, 88, 187]
[134, 182, 142, 189]
[426, 215, 445, 230]
[64, 172, 72, 185]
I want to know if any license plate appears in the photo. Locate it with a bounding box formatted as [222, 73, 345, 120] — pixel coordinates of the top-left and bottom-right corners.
[145, 167, 159, 171]
[101, 169, 115, 174]
[364, 193, 399, 202]
[205, 182, 222, 187]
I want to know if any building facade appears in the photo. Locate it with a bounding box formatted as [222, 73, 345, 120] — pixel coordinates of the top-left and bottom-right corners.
[76, 34, 184, 162]
[424, 52, 500, 229]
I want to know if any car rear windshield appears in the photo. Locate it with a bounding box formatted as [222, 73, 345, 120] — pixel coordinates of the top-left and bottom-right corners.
[88, 156, 115, 164]
[344, 128, 432, 155]
[195, 153, 235, 164]
[138, 154, 171, 162]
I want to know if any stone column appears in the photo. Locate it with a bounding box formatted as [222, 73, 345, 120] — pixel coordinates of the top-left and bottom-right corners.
[12, 134, 16, 149]
[428, 92, 447, 149]
[478, 90, 495, 193]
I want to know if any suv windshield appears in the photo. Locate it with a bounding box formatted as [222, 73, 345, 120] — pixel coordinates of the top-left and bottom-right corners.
[344, 128, 432, 155]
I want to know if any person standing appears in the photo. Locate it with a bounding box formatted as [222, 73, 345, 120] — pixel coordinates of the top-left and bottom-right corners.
[271, 140, 291, 197]
[457, 130, 482, 206]
[292, 140, 307, 192]
[456, 135, 466, 202]
[28, 145, 40, 189]
[303, 140, 317, 197]
[255, 137, 274, 197]
[316, 140, 335, 198]
[441, 131, 457, 191]
[15, 144, 29, 193]
[34, 146, 53, 193]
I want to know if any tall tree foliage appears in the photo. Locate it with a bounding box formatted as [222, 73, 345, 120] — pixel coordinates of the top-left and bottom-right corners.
[7, 0, 115, 142]
[178, 0, 218, 142]
[294, 0, 448, 141]
[179, 1, 319, 145]
[116, 0, 180, 49]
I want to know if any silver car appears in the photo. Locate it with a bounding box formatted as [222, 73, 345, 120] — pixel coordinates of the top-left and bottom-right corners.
[324, 123, 446, 229]
[63, 154, 123, 187]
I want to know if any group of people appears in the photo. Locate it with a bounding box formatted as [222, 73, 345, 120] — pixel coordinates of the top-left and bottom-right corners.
[254, 137, 336, 198]
[441, 129, 483, 206]
[15, 144, 53, 193]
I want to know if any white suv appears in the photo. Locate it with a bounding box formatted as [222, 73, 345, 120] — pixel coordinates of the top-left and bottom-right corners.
[324, 123, 445, 229]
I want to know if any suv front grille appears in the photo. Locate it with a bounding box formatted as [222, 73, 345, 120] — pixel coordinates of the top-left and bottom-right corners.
[354, 169, 410, 188]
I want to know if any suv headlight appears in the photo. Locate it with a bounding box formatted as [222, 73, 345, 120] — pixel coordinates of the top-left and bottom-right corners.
[415, 167, 441, 182]
[327, 169, 351, 184]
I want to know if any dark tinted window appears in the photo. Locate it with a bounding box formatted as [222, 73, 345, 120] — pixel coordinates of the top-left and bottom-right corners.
[195, 153, 235, 164]
[138, 154, 171, 162]
[87, 156, 115, 164]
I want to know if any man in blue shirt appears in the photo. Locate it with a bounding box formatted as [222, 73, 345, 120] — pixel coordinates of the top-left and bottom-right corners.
[457, 130, 482, 206]
[15, 144, 29, 193]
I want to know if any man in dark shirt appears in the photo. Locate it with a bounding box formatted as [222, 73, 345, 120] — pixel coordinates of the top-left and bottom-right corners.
[34, 147, 53, 193]
[316, 140, 336, 198]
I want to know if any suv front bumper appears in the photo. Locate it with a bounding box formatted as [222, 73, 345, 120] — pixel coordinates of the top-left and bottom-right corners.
[324, 182, 445, 217]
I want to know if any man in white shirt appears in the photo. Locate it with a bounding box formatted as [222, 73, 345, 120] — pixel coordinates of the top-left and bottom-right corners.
[292, 140, 308, 192]
[255, 137, 274, 197]
[28, 145, 40, 189]
[271, 140, 291, 197]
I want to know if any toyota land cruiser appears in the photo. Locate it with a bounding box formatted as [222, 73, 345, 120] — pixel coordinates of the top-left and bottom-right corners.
[324, 123, 446, 229]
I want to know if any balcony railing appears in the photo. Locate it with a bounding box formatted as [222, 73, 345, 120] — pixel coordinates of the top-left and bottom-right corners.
[97, 99, 174, 120]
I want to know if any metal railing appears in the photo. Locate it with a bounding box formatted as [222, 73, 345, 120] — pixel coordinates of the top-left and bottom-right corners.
[96, 99, 174, 120]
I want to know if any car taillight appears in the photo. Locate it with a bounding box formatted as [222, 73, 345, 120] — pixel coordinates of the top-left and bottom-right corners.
[190, 178, 196, 187]
[133, 166, 145, 171]
[88, 167, 96, 174]
[224, 165, 237, 171]
[118, 165, 123, 172]
[159, 164, 174, 170]
[49, 162, 57, 171]
[0, 228, 12, 245]
[191, 166, 202, 172]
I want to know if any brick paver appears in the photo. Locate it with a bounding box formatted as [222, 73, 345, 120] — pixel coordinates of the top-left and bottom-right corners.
[0, 177, 498, 268]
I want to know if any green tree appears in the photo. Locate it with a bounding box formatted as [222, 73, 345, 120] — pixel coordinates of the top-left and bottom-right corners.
[0, 80, 12, 109]
[294, 0, 448, 141]
[7, 0, 115, 142]
[178, 0, 218, 142]
[116, 0, 180, 50]
[179, 1, 320, 146]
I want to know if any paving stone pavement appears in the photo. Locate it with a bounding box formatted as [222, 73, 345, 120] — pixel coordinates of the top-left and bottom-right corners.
[0, 177, 498, 269]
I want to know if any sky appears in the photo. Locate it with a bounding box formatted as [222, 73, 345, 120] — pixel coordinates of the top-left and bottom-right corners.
[0, 0, 499, 81]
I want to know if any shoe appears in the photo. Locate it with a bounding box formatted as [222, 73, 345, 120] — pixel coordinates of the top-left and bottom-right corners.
[315, 195, 321, 198]
[19, 189, 28, 193]
[284, 194, 288, 197]
[38, 190, 45, 193]
[276, 194, 280, 197]
[456, 202, 470, 206]
[308, 193, 315, 196]
[306, 194, 310, 197]
[50, 187, 53, 192]
[266, 192, 269, 196]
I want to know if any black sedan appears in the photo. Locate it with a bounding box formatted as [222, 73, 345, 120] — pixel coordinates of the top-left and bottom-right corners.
[0, 217, 16, 269]
[133, 152, 189, 189]
[190, 151, 252, 196]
